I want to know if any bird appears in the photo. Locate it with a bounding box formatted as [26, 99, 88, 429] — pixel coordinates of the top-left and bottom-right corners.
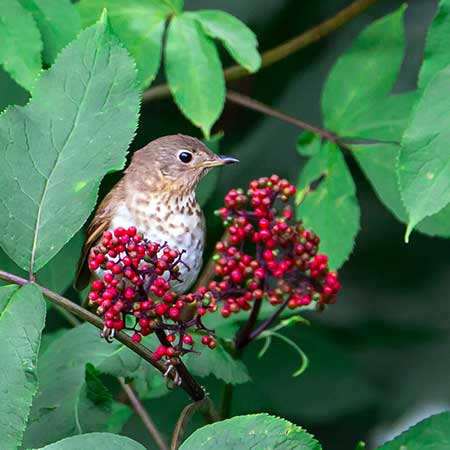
[74, 134, 239, 295]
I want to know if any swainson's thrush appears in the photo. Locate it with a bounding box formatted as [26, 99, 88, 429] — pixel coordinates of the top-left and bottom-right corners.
[74, 134, 238, 293]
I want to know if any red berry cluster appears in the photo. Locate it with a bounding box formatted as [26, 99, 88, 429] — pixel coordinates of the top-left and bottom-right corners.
[88, 226, 216, 361]
[209, 175, 340, 317]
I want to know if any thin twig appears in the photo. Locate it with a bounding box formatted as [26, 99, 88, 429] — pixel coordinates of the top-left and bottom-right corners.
[235, 298, 263, 350]
[142, 0, 378, 103]
[248, 296, 291, 341]
[171, 397, 219, 450]
[226, 90, 339, 143]
[119, 377, 169, 450]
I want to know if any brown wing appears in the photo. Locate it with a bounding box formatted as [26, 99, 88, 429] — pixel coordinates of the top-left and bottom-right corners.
[73, 183, 122, 291]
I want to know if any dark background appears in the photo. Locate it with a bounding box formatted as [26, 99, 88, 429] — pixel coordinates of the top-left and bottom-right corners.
[5, 1, 448, 449]
[133, 1, 450, 449]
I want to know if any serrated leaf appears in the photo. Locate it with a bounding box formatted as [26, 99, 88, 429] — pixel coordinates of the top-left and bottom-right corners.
[19, 0, 82, 64]
[0, 231, 83, 294]
[352, 143, 450, 237]
[0, 0, 42, 91]
[77, 0, 171, 87]
[191, 10, 260, 73]
[377, 412, 450, 450]
[184, 334, 250, 384]
[296, 132, 321, 157]
[30, 432, 147, 450]
[296, 142, 360, 269]
[419, 0, 450, 88]
[165, 13, 225, 137]
[22, 324, 143, 448]
[0, 14, 140, 274]
[0, 284, 46, 450]
[398, 64, 450, 240]
[179, 414, 322, 450]
[322, 6, 406, 130]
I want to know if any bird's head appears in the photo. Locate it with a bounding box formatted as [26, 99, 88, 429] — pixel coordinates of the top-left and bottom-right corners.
[128, 134, 239, 193]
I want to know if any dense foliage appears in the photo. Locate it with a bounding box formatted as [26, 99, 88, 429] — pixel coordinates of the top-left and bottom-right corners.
[0, 0, 449, 449]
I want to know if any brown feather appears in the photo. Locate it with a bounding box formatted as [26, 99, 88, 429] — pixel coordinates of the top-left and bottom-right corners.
[73, 181, 123, 291]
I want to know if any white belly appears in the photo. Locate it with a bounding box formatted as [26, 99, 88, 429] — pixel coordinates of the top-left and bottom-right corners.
[110, 195, 205, 293]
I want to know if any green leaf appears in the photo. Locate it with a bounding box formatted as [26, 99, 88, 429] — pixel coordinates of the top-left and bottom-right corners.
[18, 0, 82, 64]
[377, 412, 450, 450]
[30, 432, 147, 450]
[165, 13, 225, 137]
[296, 132, 321, 157]
[398, 64, 450, 240]
[0, 13, 140, 273]
[106, 402, 133, 433]
[22, 324, 143, 448]
[0, 0, 42, 91]
[0, 284, 46, 450]
[184, 334, 251, 385]
[296, 142, 360, 268]
[0, 67, 29, 112]
[419, 0, 450, 88]
[77, 0, 171, 87]
[351, 143, 450, 237]
[191, 10, 260, 73]
[163, 0, 183, 14]
[0, 231, 83, 294]
[179, 414, 322, 450]
[322, 6, 406, 130]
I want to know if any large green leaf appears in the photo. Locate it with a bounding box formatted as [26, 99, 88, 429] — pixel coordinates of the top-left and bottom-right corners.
[0, 231, 83, 294]
[179, 414, 322, 450]
[352, 143, 450, 237]
[377, 412, 450, 450]
[77, 0, 171, 87]
[165, 13, 225, 137]
[322, 6, 406, 130]
[296, 142, 360, 269]
[419, 0, 450, 88]
[0, 284, 46, 450]
[0, 0, 42, 91]
[19, 0, 82, 64]
[398, 64, 450, 240]
[22, 324, 142, 448]
[0, 13, 140, 273]
[184, 335, 251, 385]
[191, 10, 261, 73]
[30, 432, 147, 450]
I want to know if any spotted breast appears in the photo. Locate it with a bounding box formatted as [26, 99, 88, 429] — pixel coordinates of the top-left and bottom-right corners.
[109, 190, 205, 294]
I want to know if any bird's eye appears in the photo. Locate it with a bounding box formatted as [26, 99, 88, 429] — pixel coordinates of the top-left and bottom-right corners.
[178, 151, 193, 163]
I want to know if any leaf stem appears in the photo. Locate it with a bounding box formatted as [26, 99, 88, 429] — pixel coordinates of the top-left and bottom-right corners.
[226, 90, 339, 143]
[142, 0, 378, 103]
[119, 377, 169, 450]
[220, 383, 234, 420]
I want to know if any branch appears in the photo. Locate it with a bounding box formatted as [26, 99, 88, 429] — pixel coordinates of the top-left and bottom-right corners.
[119, 377, 169, 450]
[0, 269, 204, 401]
[226, 90, 339, 143]
[142, 0, 378, 103]
[234, 298, 263, 350]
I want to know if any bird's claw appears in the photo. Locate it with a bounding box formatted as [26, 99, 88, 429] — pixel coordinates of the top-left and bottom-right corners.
[101, 326, 115, 343]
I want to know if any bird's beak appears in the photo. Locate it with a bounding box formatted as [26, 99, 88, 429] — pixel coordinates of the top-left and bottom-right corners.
[198, 154, 240, 169]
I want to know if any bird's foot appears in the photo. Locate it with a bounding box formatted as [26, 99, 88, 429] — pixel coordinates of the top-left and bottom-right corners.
[163, 360, 183, 388]
[101, 326, 115, 343]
